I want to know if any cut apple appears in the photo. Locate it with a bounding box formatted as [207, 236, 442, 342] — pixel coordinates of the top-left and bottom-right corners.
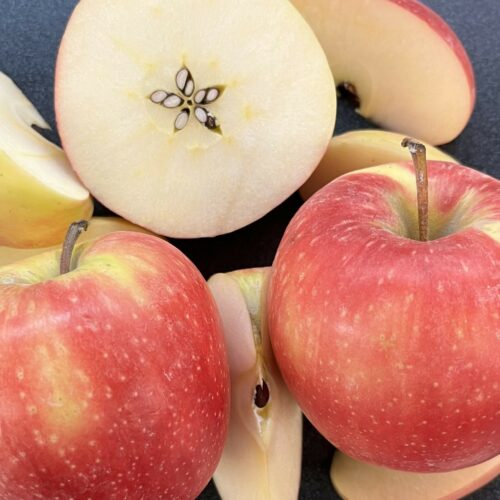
[0, 72, 93, 248]
[0, 216, 153, 267]
[55, 0, 336, 238]
[331, 451, 500, 500]
[208, 268, 302, 500]
[291, 0, 475, 145]
[300, 130, 456, 200]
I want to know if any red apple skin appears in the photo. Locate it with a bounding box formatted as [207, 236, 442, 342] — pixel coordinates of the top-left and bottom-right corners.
[0, 232, 229, 499]
[390, 0, 475, 108]
[268, 161, 499, 472]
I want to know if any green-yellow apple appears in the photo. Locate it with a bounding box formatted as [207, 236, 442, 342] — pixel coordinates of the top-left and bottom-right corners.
[291, 0, 475, 144]
[0, 216, 153, 267]
[208, 268, 302, 500]
[0, 72, 93, 248]
[268, 154, 499, 471]
[55, 0, 335, 238]
[300, 130, 456, 201]
[0, 229, 229, 498]
[331, 451, 500, 500]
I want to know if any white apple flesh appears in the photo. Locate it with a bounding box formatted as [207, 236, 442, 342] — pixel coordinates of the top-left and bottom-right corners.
[209, 268, 302, 500]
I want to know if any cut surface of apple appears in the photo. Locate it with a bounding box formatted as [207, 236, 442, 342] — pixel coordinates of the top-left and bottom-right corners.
[300, 130, 457, 200]
[331, 452, 500, 500]
[0, 72, 92, 248]
[208, 268, 302, 500]
[291, 0, 475, 145]
[0, 217, 153, 267]
[55, 0, 336, 238]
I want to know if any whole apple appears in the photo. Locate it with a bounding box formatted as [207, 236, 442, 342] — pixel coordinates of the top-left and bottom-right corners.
[0, 231, 229, 498]
[268, 160, 499, 472]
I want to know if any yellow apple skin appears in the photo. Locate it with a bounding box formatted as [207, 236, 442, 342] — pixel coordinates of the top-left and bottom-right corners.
[0, 217, 152, 267]
[300, 130, 456, 200]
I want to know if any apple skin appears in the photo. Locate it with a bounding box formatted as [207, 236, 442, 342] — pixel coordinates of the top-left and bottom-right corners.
[268, 161, 499, 472]
[0, 232, 230, 498]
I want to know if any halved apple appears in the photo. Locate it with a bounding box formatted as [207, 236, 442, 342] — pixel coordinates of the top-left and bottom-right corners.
[208, 268, 302, 500]
[331, 451, 500, 500]
[300, 130, 456, 200]
[0, 216, 153, 267]
[291, 0, 475, 145]
[55, 0, 336, 238]
[0, 72, 93, 248]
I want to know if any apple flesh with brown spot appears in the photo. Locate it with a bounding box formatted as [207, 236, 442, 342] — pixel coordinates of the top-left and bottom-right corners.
[269, 160, 499, 471]
[0, 232, 229, 498]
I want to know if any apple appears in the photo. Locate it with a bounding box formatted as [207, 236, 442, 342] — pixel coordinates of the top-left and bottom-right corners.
[0, 72, 93, 249]
[0, 227, 230, 498]
[331, 451, 500, 500]
[0, 216, 153, 267]
[55, 0, 336, 238]
[291, 0, 475, 145]
[300, 130, 456, 201]
[268, 141, 499, 472]
[208, 268, 302, 500]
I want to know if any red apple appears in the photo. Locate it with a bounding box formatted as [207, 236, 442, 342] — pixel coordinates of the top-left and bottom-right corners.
[0, 229, 229, 498]
[268, 156, 499, 472]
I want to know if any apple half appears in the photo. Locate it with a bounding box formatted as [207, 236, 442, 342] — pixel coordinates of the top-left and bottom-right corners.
[300, 130, 457, 200]
[331, 452, 500, 500]
[208, 268, 302, 500]
[0, 217, 153, 267]
[0, 72, 93, 248]
[55, 0, 336, 238]
[291, 0, 475, 145]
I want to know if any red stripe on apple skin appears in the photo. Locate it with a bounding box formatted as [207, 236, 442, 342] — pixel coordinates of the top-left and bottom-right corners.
[0, 233, 229, 499]
[388, 0, 476, 110]
[268, 164, 499, 472]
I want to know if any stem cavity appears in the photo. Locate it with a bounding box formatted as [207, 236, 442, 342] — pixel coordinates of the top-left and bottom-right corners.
[60, 220, 89, 275]
[402, 138, 429, 242]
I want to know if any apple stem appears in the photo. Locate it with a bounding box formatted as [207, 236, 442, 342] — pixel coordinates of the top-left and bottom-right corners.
[60, 220, 89, 275]
[402, 138, 429, 242]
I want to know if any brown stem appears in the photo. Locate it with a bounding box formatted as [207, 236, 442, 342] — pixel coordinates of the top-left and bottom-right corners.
[60, 220, 89, 275]
[401, 138, 429, 242]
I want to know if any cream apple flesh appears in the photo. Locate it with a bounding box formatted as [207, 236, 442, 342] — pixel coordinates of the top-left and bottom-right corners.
[300, 130, 456, 201]
[208, 268, 302, 500]
[0, 72, 92, 248]
[269, 143, 499, 471]
[55, 0, 336, 238]
[291, 0, 475, 144]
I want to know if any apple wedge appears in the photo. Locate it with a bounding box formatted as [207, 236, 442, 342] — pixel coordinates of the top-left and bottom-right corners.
[0, 216, 153, 267]
[291, 0, 475, 145]
[208, 268, 302, 500]
[300, 130, 456, 200]
[0, 72, 92, 248]
[331, 452, 500, 500]
[55, 0, 336, 238]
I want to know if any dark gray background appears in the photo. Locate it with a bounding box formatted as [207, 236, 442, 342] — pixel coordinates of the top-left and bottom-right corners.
[1, 1, 498, 498]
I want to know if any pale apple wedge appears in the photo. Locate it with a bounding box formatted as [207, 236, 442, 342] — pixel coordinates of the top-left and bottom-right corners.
[291, 0, 475, 145]
[208, 268, 302, 500]
[55, 0, 336, 238]
[300, 130, 456, 200]
[0, 72, 92, 248]
[331, 452, 500, 500]
[0, 216, 153, 267]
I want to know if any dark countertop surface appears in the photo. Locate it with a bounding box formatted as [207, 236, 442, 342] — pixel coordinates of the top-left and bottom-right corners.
[0, 1, 498, 498]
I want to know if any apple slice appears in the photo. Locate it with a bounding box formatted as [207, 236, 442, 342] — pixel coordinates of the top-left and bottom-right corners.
[331, 452, 500, 500]
[55, 0, 336, 238]
[208, 268, 302, 500]
[300, 130, 456, 200]
[0, 72, 93, 249]
[0, 216, 153, 267]
[291, 0, 475, 145]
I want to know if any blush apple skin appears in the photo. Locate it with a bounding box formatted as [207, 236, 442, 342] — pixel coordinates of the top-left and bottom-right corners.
[0, 232, 229, 499]
[268, 161, 499, 472]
